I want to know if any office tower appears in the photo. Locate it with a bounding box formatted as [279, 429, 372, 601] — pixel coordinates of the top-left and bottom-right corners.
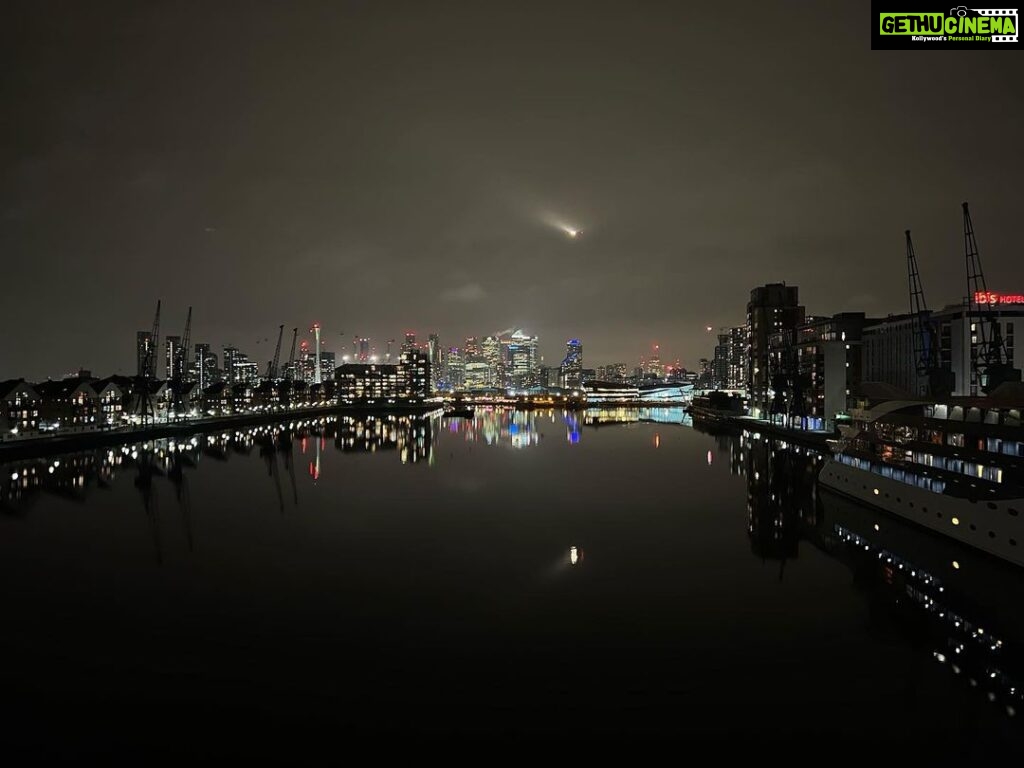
[403, 331, 417, 352]
[446, 347, 465, 390]
[504, 329, 538, 388]
[481, 335, 502, 387]
[358, 337, 370, 363]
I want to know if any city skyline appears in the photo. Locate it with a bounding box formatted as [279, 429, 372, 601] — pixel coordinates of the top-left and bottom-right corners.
[3, 3, 1022, 380]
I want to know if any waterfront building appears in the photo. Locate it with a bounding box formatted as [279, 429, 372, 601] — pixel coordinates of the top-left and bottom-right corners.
[584, 381, 640, 403]
[863, 300, 1021, 398]
[91, 377, 127, 426]
[35, 378, 99, 429]
[580, 368, 596, 384]
[767, 312, 869, 431]
[399, 348, 431, 400]
[0, 379, 41, 434]
[336, 363, 403, 402]
[561, 338, 583, 388]
[747, 283, 805, 419]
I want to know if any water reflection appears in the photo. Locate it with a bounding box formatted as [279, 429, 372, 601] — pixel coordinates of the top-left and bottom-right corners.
[444, 407, 583, 448]
[704, 424, 1024, 724]
[0, 415, 435, 520]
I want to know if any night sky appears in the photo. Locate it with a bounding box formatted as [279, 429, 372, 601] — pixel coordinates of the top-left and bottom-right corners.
[2, 1, 1022, 380]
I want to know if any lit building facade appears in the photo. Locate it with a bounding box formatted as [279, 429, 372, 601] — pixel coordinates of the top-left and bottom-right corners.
[747, 283, 805, 419]
[560, 338, 583, 388]
[863, 300, 1021, 397]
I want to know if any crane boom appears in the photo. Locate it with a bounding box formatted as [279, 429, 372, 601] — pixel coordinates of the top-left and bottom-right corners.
[268, 324, 284, 379]
[150, 299, 161, 379]
[905, 230, 931, 379]
[284, 327, 298, 381]
[963, 202, 1017, 394]
[179, 306, 192, 381]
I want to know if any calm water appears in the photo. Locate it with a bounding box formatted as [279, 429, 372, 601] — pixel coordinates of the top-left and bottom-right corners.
[2, 408, 1022, 753]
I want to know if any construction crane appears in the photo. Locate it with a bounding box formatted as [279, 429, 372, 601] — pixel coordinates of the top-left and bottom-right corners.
[963, 202, 1019, 394]
[284, 327, 298, 381]
[179, 306, 192, 382]
[136, 299, 161, 425]
[267, 324, 284, 380]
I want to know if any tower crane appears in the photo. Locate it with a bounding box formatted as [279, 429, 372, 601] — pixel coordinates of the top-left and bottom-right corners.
[136, 299, 161, 425]
[179, 306, 192, 382]
[267, 324, 284, 380]
[963, 202, 1020, 394]
[284, 327, 298, 381]
[905, 231, 940, 397]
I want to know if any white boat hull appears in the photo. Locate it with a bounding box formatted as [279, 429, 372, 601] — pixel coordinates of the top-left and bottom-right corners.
[818, 457, 1024, 568]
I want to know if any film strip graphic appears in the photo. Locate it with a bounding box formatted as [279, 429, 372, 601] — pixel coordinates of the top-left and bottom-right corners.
[969, 8, 1018, 42]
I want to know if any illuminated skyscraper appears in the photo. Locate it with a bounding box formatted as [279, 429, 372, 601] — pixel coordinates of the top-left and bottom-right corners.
[481, 335, 502, 387]
[503, 329, 538, 388]
[446, 347, 464, 389]
[428, 333, 441, 392]
[165, 335, 182, 380]
[560, 338, 583, 387]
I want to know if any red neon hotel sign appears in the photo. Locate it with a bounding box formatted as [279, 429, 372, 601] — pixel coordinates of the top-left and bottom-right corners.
[975, 291, 1024, 305]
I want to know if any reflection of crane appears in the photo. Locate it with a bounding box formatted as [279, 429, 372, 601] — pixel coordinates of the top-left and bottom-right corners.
[168, 450, 195, 552]
[259, 435, 285, 514]
[284, 327, 298, 381]
[267, 324, 284, 380]
[963, 202, 1019, 394]
[280, 429, 298, 506]
[134, 451, 164, 564]
[136, 300, 161, 426]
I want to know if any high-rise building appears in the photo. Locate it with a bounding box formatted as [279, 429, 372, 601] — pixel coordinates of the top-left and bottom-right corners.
[768, 312, 869, 431]
[165, 335, 183, 381]
[358, 337, 370, 363]
[747, 283, 805, 419]
[193, 343, 216, 388]
[481, 335, 502, 388]
[504, 329, 538, 388]
[399, 348, 430, 399]
[642, 345, 663, 378]
[136, 331, 155, 377]
[403, 331, 417, 352]
[446, 347, 465, 390]
[223, 346, 243, 383]
[560, 338, 583, 388]
[428, 333, 441, 392]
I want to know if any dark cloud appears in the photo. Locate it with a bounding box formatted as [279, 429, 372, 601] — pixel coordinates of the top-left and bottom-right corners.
[2, 1, 1022, 378]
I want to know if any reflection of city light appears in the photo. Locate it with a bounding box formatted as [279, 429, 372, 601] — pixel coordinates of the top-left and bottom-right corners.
[706, 450, 712, 465]
[654, 434, 660, 449]
[570, 546, 580, 565]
